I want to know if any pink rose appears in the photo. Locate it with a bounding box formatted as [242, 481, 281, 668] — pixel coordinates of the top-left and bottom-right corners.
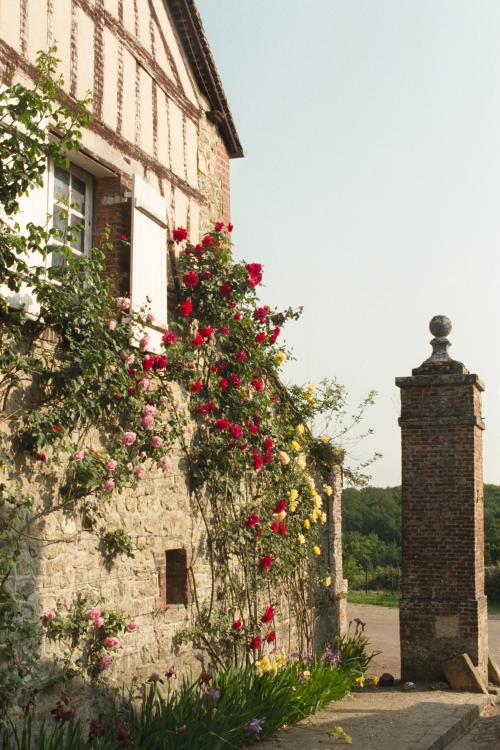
[108, 320, 117, 331]
[127, 618, 139, 632]
[144, 404, 156, 416]
[122, 353, 135, 366]
[142, 414, 155, 430]
[73, 450, 85, 461]
[87, 607, 101, 621]
[106, 459, 117, 471]
[135, 464, 146, 478]
[151, 436, 163, 448]
[94, 616, 105, 629]
[100, 655, 112, 670]
[157, 457, 173, 472]
[45, 610, 56, 621]
[104, 479, 115, 492]
[122, 432, 137, 447]
[103, 637, 119, 648]
[138, 377, 150, 391]
[139, 334, 150, 350]
[126, 462, 134, 472]
[117, 297, 130, 311]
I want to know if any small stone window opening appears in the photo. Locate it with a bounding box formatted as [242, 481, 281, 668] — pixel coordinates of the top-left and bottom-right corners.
[165, 548, 188, 605]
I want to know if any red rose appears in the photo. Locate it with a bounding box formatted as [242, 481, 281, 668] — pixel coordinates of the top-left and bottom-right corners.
[199, 326, 214, 339]
[197, 404, 209, 415]
[214, 221, 224, 232]
[264, 451, 273, 465]
[251, 378, 263, 392]
[36, 451, 46, 461]
[264, 437, 273, 452]
[153, 354, 167, 370]
[229, 300, 236, 309]
[253, 306, 269, 324]
[128, 386, 137, 396]
[269, 327, 281, 344]
[173, 226, 188, 243]
[128, 367, 137, 376]
[162, 330, 178, 346]
[120, 233, 128, 241]
[249, 636, 262, 651]
[142, 355, 155, 371]
[230, 373, 241, 388]
[232, 619, 242, 631]
[234, 311, 241, 321]
[220, 283, 232, 297]
[52, 424, 61, 432]
[206, 401, 216, 412]
[271, 521, 278, 534]
[215, 418, 229, 430]
[202, 234, 215, 246]
[236, 350, 248, 362]
[247, 422, 258, 435]
[254, 332, 266, 345]
[201, 268, 212, 279]
[256, 528, 263, 538]
[228, 223, 234, 232]
[252, 449, 263, 471]
[191, 334, 204, 347]
[259, 555, 273, 572]
[191, 380, 203, 393]
[210, 364, 218, 373]
[230, 423, 243, 440]
[179, 298, 193, 317]
[245, 513, 260, 528]
[183, 270, 199, 288]
[274, 499, 286, 514]
[246, 263, 263, 287]
[219, 378, 229, 391]
[261, 606, 275, 623]
[195, 243, 203, 251]
[219, 326, 230, 336]
[278, 522, 286, 536]
[266, 630, 276, 644]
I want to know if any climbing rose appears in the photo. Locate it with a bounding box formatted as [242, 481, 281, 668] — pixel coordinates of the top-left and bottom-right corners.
[157, 457, 173, 471]
[245, 514, 260, 528]
[269, 327, 281, 344]
[122, 432, 137, 446]
[138, 377, 150, 391]
[73, 450, 85, 461]
[278, 522, 286, 536]
[202, 234, 215, 246]
[103, 637, 119, 648]
[251, 378, 263, 392]
[234, 311, 241, 320]
[87, 607, 101, 621]
[230, 423, 243, 440]
[151, 436, 163, 448]
[228, 222, 234, 232]
[236, 349, 248, 362]
[219, 326, 230, 335]
[142, 355, 155, 371]
[191, 379, 203, 393]
[52, 424, 61, 432]
[179, 298, 193, 317]
[253, 306, 269, 324]
[214, 221, 224, 232]
[183, 270, 199, 288]
[252, 449, 263, 471]
[172, 226, 188, 242]
[246, 263, 263, 287]
[135, 464, 146, 478]
[215, 418, 229, 430]
[162, 330, 178, 345]
[36, 452, 46, 461]
[261, 606, 275, 623]
[249, 636, 262, 651]
[231, 373, 241, 387]
[220, 283, 232, 297]
[106, 459, 118, 471]
[100, 655, 112, 671]
[219, 377, 229, 391]
[266, 631, 276, 644]
[127, 618, 139, 631]
[191, 334, 204, 347]
[232, 619, 242, 631]
[44, 610, 56, 621]
[142, 414, 155, 430]
[153, 354, 167, 370]
[254, 332, 266, 345]
[108, 319, 117, 331]
[139, 334, 150, 350]
[199, 326, 214, 339]
[259, 554, 273, 571]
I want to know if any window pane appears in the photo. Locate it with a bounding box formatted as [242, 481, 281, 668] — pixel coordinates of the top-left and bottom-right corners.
[54, 167, 69, 203]
[71, 175, 86, 215]
[70, 214, 84, 253]
[51, 250, 66, 267]
[53, 205, 68, 236]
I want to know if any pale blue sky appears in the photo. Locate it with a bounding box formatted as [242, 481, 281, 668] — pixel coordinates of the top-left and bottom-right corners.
[197, 0, 500, 486]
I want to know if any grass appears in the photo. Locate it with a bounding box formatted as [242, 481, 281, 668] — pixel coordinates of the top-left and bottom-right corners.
[349, 590, 500, 615]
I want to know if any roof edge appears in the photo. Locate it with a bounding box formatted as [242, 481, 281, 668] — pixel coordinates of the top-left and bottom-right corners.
[167, 0, 244, 159]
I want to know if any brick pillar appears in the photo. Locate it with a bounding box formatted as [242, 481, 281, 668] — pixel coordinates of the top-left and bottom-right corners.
[396, 315, 488, 683]
[315, 451, 348, 647]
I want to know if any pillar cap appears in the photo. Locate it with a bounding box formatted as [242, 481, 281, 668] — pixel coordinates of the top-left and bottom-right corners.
[412, 315, 468, 376]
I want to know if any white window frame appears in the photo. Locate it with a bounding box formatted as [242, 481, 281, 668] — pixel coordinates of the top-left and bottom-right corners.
[46, 159, 93, 263]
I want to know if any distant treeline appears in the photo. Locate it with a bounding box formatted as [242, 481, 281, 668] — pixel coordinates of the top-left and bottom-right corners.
[342, 484, 500, 593]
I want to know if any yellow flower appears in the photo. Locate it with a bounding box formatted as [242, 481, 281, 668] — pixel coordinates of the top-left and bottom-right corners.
[305, 383, 317, 393]
[305, 475, 315, 489]
[309, 487, 318, 498]
[287, 489, 299, 502]
[342, 734, 352, 745]
[320, 434, 330, 444]
[295, 453, 306, 469]
[309, 510, 318, 523]
[323, 576, 332, 587]
[312, 545, 321, 556]
[297, 532, 305, 545]
[372, 675, 379, 686]
[301, 669, 311, 681]
[275, 352, 286, 365]
[303, 519, 310, 530]
[278, 451, 290, 465]
[320, 511, 327, 524]
[332, 726, 344, 736]
[289, 501, 297, 513]
[290, 440, 301, 452]
[355, 676, 365, 687]
[295, 424, 305, 436]
[323, 484, 333, 496]
[313, 496, 322, 509]
[306, 396, 316, 405]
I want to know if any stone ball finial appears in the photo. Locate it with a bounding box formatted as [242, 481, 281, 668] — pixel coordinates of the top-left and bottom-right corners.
[429, 315, 452, 339]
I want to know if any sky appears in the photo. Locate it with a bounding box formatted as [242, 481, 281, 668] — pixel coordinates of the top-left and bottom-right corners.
[197, 0, 500, 487]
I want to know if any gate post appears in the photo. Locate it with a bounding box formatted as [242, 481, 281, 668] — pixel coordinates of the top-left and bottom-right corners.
[396, 316, 488, 683]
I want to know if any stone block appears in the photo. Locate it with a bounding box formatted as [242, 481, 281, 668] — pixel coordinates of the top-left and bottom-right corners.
[488, 655, 500, 686]
[443, 653, 488, 694]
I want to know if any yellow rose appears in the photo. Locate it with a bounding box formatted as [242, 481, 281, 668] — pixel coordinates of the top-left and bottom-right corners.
[320, 434, 330, 444]
[323, 484, 333, 496]
[275, 352, 286, 365]
[343, 734, 352, 745]
[295, 424, 305, 436]
[372, 676, 379, 686]
[303, 519, 310, 530]
[306, 396, 316, 405]
[323, 576, 332, 587]
[297, 532, 305, 544]
[290, 440, 301, 452]
[313, 496, 322, 510]
[278, 451, 291, 465]
[320, 511, 327, 524]
[289, 500, 297, 513]
[312, 545, 321, 556]
[355, 676, 365, 687]
[309, 487, 318, 497]
[287, 489, 299, 502]
[295, 453, 306, 469]
[305, 383, 317, 393]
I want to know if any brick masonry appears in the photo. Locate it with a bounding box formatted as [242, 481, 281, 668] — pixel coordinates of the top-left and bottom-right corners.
[396, 321, 488, 683]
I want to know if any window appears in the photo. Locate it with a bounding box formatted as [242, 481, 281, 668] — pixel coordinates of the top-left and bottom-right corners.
[48, 162, 93, 266]
[165, 549, 188, 605]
